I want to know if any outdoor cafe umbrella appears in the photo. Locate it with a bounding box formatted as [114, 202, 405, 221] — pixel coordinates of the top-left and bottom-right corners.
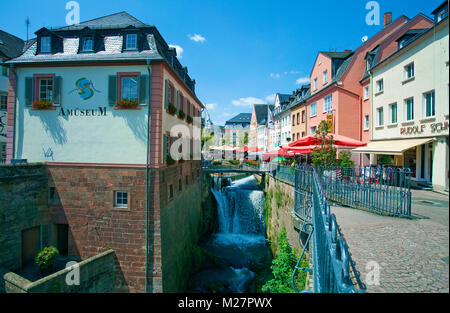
[262, 149, 293, 162]
[234, 146, 264, 152]
[288, 134, 366, 148]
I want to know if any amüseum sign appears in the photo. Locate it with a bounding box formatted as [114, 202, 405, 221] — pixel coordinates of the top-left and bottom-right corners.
[58, 107, 107, 117]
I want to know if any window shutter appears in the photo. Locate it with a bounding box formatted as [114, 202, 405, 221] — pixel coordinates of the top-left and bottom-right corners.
[53, 76, 62, 106]
[163, 134, 167, 164]
[175, 90, 179, 110]
[139, 75, 148, 105]
[25, 77, 34, 106]
[108, 75, 117, 105]
[164, 80, 169, 109]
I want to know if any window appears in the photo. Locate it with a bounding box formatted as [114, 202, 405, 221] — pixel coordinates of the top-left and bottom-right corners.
[301, 132, 306, 138]
[39, 78, 53, 101]
[313, 78, 318, 90]
[168, 83, 174, 104]
[389, 103, 397, 124]
[310, 102, 317, 117]
[2, 66, 8, 77]
[168, 184, 173, 200]
[404, 98, 414, 121]
[404, 63, 414, 80]
[40, 36, 51, 53]
[292, 133, 296, 141]
[310, 126, 317, 135]
[0, 95, 7, 110]
[125, 34, 138, 50]
[364, 115, 369, 130]
[120, 76, 138, 100]
[186, 175, 189, 186]
[423, 91, 435, 118]
[0, 143, 6, 161]
[324, 95, 332, 113]
[82, 37, 94, 51]
[179, 179, 182, 192]
[364, 86, 369, 100]
[323, 70, 328, 84]
[115, 191, 128, 208]
[301, 111, 305, 123]
[377, 107, 384, 126]
[292, 115, 295, 126]
[376, 79, 384, 93]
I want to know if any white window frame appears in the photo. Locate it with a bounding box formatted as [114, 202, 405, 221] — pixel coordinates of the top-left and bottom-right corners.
[310, 126, 317, 135]
[376, 79, 384, 93]
[313, 78, 318, 91]
[82, 36, 94, 51]
[403, 62, 414, 80]
[40, 36, 51, 53]
[114, 191, 128, 208]
[38, 78, 53, 101]
[323, 70, 328, 85]
[310, 102, 317, 117]
[364, 115, 369, 130]
[125, 34, 138, 50]
[377, 107, 384, 126]
[389, 102, 398, 124]
[363, 86, 369, 100]
[423, 90, 436, 118]
[323, 95, 332, 113]
[404, 97, 414, 121]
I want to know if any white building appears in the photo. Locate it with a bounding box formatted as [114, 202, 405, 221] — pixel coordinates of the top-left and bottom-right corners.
[354, 6, 449, 191]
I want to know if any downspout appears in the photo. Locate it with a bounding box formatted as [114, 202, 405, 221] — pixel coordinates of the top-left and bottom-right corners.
[145, 60, 152, 293]
[10, 64, 16, 161]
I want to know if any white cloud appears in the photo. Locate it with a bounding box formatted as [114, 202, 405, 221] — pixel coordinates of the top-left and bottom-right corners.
[270, 73, 281, 79]
[205, 103, 217, 110]
[188, 34, 206, 43]
[265, 94, 276, 103]
[290, 70, 301, 75]
[296, 76, 310, 85]
[232, 97, 266, 107]
[169, 44, 184, 58]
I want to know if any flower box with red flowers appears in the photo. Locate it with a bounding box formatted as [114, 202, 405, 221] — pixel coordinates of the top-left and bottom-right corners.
[115, 99, 140, 110]
[32, 100, 54, 110]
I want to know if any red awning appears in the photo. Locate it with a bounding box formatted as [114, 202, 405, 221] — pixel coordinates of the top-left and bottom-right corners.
[262, 149, 293, 162]
[281, 145, 315, 154]
[234, 146, 263, 152]
[288, 134, 366, 148]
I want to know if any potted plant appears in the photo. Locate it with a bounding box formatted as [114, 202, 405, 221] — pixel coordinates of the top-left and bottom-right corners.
[35, 246, 59, 275]
[186, 115, 193, 124]
[32, 100, 53, 110]
[168, 104, 177, 116]
[178, 109, 186, 120]
[116, 98, 138, 109]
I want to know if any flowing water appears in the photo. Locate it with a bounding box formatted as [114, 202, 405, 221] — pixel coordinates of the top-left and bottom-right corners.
[188, 175, 272, 293]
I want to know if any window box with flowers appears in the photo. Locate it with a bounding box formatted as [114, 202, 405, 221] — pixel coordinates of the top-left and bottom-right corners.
[178, 110, 186, 120]
[32, 100, 55, 110]
[186, 115, 193, 124]
[167, 103, 177, 116]
[114, 98, 141, 110]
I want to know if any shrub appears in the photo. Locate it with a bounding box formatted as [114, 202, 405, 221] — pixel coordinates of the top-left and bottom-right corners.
[35, 246, 59, 270]
[178, 110, 186, 120]
[274, 190, 282, 208]
[311, 120, 337, 167]
[186, 115, 193, 124]
[168, 104, 177, 115]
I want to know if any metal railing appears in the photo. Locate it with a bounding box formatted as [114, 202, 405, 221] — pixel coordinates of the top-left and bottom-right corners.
[293, 168, 364, 293]
[315, 166, 412, 218]
[293, 167, 313, 221]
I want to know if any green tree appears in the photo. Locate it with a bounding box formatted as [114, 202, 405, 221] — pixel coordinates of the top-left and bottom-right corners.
[311, 120, 337, 167]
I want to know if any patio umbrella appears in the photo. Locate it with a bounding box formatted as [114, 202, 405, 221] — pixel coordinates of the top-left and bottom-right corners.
[262, 149, 293, 162]
[235, 146, 263, 152]
[280, 145, 316, 154]
[288, 134, 366, 148]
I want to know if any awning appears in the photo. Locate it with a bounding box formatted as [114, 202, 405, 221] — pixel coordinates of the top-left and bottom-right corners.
[352, 138, 433, 155]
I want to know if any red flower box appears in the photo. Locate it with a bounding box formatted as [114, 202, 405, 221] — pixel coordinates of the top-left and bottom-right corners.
[32, 100, 53, 110]
[115, 99, 139, 109]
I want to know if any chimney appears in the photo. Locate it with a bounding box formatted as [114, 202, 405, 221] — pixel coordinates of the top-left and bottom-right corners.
[383, 12, 392, 27]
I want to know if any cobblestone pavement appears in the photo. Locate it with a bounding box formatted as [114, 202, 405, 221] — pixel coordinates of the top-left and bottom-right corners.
[332, 190, 449, 293]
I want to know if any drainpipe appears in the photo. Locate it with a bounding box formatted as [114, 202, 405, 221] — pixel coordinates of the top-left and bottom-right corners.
[145, 60, 152, 293]
[10, 64, 17, 162]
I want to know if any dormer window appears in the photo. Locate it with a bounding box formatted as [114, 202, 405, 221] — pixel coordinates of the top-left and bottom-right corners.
[125, 34, 137, 50]
[82, 37, 94, 51]
[41, 36, 51, 53]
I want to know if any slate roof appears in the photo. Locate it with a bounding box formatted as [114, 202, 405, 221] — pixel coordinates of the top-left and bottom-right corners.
[319, 51, 353, 59]
[6, 12, 199, 97]
[0, 30, 24, 59]
[225, 113, 252, 125]
[254, 104, 275, 125]
[277, 93, 291, 104]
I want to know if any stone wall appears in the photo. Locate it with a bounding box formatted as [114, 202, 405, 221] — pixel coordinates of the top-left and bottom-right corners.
[0, 163, 50, 271]
[3, 249, 115, 293]
[158, 161, 212, 292]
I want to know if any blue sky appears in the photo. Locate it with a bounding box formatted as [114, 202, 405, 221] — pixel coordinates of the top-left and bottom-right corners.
[0, 0, 442, 125]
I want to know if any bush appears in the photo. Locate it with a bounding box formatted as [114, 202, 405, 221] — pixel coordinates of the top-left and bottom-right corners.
[178, 110, 186, 120]
[262, 228, 306, 293]
[229, 160, 240, 165]
[35, 246, 59, 270]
